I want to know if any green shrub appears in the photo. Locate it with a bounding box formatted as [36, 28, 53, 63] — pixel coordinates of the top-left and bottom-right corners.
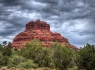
[50, 42, 74, 70]
[20, 39, 51, 67]
[0, 56, 9, 66]
[77, 44, 95, 70]
[67, 66, 78, 70]
[7, 54, 25, 67]
[18, 59, 38, 68]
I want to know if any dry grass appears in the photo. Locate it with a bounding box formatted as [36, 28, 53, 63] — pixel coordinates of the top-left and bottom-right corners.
[0, 67, 56, 70]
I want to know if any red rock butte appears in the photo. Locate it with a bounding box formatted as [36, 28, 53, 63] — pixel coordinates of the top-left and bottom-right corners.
[12, 19, 77, 49]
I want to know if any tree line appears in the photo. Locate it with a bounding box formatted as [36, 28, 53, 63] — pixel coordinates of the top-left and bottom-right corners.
[0, 39, 95, 70]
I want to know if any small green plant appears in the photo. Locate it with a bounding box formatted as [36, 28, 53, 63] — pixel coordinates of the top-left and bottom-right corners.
[18, 59, 38, 68]
[67, 66, 78, 70]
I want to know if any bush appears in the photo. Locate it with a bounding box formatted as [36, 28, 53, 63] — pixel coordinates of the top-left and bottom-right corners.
[0, 56, 9, 66]
[50, 42, 74, 70]
[18, 59, 38, 68]
[7, 54, 25, 67]
[20, 39, 51, 67]
[67, 66, 78, 70]
[77, 44, 95, 70]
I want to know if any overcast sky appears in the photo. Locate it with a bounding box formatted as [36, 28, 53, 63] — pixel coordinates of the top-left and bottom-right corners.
[0, 0, 95, 48]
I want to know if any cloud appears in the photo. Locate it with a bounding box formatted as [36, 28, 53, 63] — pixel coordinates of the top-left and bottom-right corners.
[60, 19, 95, 47]
[0, 0, 95, 48]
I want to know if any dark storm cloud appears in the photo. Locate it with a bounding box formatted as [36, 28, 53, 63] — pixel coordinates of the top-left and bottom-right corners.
[0, 0, 95, 47]
[0, 29, 17, 37]
[0, 0, 24, 6]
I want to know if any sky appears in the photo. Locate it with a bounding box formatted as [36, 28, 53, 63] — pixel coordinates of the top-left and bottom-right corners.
[0, 0, 95, 48]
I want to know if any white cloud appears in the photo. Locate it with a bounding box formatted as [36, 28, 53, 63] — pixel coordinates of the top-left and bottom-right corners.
[32, 1, 46, 7]
[60, 18, 94, 47]
[77, 1, 85, 7]
[62, 19, 91, 32]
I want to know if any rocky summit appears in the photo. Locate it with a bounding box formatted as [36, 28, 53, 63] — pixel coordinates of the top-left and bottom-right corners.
[12, 19, 77, 49]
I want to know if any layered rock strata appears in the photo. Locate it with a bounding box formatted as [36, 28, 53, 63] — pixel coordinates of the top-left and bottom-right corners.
[12, 19, 77, 49]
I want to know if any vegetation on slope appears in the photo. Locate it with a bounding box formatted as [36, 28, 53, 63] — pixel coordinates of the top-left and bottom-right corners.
[0, 39, 95, 70]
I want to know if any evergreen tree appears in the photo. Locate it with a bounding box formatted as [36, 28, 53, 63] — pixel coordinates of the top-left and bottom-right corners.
[77, 43, 95, 70]
[3, 42, 12, 56]
[2, 41, 7, 47]
[20, 39, 51, 67]
[50, 42, 74, 70]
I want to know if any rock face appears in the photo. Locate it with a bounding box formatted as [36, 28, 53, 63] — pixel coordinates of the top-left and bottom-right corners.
[12, 19, 77, 49]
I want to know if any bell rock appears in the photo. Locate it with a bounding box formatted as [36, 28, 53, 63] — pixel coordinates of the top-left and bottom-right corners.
[12, 19, 77, 49]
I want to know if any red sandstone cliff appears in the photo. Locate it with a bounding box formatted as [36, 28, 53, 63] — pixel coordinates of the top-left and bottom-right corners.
[12, 19, 77, 49]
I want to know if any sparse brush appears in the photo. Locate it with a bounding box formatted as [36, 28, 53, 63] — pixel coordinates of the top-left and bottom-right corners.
[1, 67, 7, 70]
